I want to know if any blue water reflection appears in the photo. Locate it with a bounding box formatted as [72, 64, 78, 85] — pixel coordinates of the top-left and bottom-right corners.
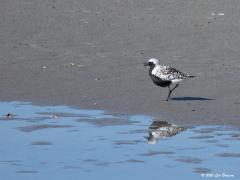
[0, 101, 239, 180]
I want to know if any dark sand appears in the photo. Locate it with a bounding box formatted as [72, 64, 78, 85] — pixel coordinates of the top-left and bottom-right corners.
[1, 0, 240, 126]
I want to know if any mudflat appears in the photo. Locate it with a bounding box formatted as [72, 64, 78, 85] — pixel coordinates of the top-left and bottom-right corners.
[1, 0, 240, 126]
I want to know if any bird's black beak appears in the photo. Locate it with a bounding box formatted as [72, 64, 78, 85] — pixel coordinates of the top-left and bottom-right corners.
[144, 62, 149, 66]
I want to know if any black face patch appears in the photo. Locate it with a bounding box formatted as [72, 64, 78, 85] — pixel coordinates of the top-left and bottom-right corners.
[148, 62, 154, 66]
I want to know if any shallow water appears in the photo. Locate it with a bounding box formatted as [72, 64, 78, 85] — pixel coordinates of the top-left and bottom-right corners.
[0, 101, 239, 180]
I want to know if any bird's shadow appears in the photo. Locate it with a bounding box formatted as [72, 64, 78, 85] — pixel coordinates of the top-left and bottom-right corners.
[171, 96, 215, 101]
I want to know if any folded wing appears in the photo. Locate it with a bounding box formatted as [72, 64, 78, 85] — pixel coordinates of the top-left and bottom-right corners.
[152, 65, 192, 82]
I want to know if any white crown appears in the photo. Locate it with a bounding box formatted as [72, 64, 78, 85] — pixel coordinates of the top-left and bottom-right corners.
[148, 58, 159, 65]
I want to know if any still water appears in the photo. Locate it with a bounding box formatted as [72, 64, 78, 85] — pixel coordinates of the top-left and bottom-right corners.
[0, 101, 239, 180]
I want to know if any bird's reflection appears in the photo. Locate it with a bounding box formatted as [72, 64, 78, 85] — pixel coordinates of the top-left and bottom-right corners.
[145, 121, 186, 144]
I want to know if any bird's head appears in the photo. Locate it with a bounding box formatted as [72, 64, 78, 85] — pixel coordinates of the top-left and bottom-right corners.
[144, 58, 159, 67]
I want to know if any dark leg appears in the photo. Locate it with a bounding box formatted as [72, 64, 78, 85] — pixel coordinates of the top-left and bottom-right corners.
[166, 84, 179, 101]
[166, 86, 171, 101]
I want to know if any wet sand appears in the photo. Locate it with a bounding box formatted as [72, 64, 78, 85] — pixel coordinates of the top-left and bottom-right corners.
[1, 0, 240, 126]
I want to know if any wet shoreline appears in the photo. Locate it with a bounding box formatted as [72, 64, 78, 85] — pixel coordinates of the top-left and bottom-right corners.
[1, 0, 240, 126]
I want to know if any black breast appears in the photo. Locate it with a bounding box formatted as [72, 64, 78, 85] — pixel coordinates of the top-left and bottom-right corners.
[149, 66, 171, 87]
[150, 75, 172, 87]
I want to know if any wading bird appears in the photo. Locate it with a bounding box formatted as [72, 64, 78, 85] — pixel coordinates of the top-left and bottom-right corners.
[144, 58, 195, 101]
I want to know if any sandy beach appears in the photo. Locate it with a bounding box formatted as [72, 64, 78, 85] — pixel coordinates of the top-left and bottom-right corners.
[1, 0, 240, 126]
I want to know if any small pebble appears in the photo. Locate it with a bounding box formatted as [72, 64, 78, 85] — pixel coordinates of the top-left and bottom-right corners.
[6, 113, 13, 119]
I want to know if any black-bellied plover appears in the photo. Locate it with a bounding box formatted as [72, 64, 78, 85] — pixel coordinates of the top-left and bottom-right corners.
[144, 58, 195, 101]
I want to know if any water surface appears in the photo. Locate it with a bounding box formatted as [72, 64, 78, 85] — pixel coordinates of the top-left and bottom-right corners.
[0, 101, 239, 180]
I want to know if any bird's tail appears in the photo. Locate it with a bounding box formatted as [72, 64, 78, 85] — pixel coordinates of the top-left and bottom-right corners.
[188, 75, 196, 78]
[185, 75, 196, 79]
